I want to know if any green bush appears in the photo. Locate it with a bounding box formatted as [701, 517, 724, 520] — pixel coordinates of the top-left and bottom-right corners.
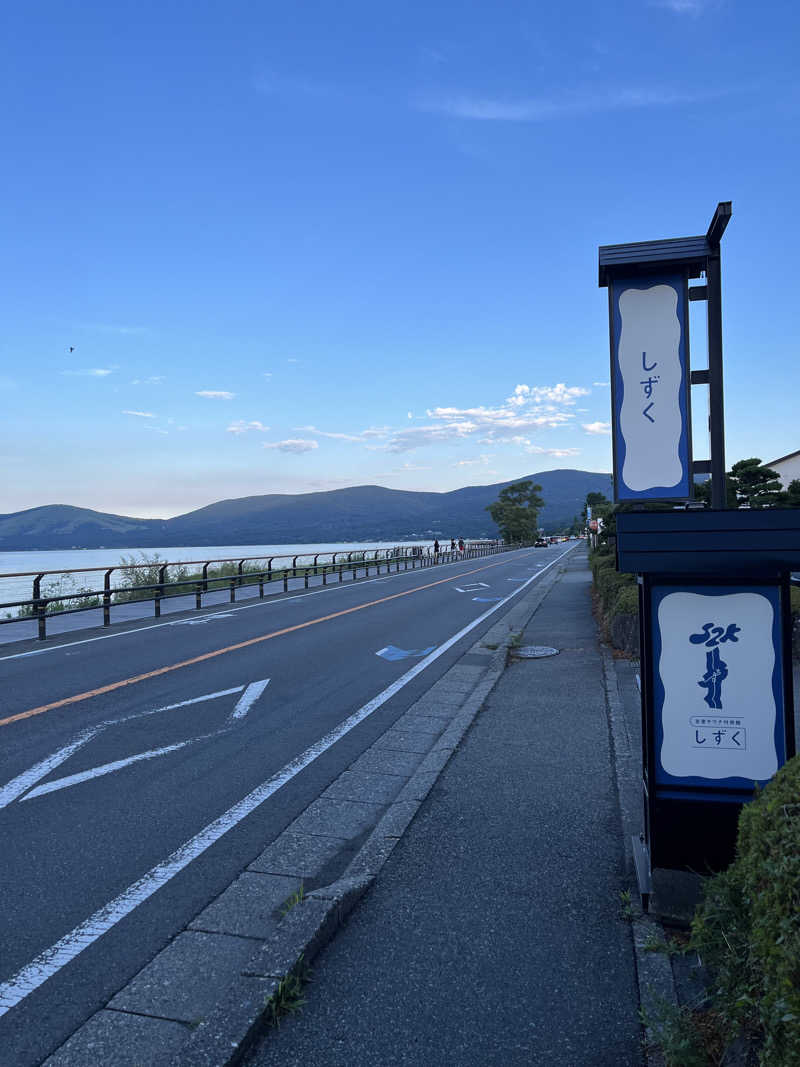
[790, 584, 800, 620]
[691, 755, 800, 1064]
[612, 583, 639, 616]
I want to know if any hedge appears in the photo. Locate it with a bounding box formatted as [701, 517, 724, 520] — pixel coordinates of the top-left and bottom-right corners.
[691, 755, 800, 1064]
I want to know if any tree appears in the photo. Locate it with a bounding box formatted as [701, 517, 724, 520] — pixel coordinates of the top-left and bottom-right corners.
[779, 479, 800, 507]
[485, 480, 544, 543]
[696, 458, 784, 508]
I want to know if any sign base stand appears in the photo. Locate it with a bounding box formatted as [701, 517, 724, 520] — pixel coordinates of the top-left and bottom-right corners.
[632, 834, 652, 911]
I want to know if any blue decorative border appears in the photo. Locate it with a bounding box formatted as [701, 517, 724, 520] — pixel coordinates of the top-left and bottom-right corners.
[611, 273, 691, 500]
[651, 583, 787, 790]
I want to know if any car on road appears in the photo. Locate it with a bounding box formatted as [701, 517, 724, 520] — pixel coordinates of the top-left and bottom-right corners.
[534, 538, 548, 547]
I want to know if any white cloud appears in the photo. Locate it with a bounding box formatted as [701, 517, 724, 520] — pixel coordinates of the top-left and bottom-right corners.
[122, 410, 156, 418]
[582, 421, 612, 436]
[263, 438, 319, 454]
[143, 425, 169, 435]
[62, 367, 115, 377]
[227, 420, 270, 435]
[592, 381, 610, 387]
[419, 85, 731, 123]
[196, 390, 236, 400]
[298, 424, 391, 444]
[131, 376, 164, 385]
[263, 372, 272, 379]
[525, 445, 581, 457]
[453, 453, 493, 468]
[395, 462, 431, 471]
[407, 412, 413, 420]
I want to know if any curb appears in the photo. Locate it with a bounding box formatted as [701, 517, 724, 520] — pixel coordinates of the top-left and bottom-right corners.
[600, 647, 678, 1067]
[169, 552, 573, 1066]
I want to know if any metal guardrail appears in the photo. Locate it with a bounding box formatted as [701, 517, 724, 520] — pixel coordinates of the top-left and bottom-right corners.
[0, 541, 512, 640]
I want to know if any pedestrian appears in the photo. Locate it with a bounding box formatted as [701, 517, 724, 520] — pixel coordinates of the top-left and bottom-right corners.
[458, 537, 465, 553]
[450, 538, 456, 553]
[433, 538, 440, 560]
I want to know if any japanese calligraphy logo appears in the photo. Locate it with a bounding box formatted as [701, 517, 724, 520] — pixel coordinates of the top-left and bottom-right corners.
[689, 622, 741, 709]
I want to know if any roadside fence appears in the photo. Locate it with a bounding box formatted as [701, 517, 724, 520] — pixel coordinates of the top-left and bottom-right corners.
[0, 540, 516, 641]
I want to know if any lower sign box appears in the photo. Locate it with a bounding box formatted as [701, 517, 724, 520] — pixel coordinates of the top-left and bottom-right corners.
[651, 583, 788, 788]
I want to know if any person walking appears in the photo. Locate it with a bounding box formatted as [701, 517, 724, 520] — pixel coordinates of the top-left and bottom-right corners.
[458, 537, 465, 554]
[433, 539, 440, 561]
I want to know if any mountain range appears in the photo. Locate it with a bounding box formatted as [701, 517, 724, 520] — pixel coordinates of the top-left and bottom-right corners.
[0, 469, 613, 550]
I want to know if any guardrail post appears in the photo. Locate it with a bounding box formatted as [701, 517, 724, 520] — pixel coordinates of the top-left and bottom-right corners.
[313, 554, 320, 576]
[322, 565, 327, 586]
[292, 555, 299, 579]
[33, 574, 46, 640]
[238, 559, 245, 588]
[230, 576, 236, 602]
[202, 562, 209, 594]
[338, 564, 343, 582]
[304, 569, 309, 589]
[103, 569, 113, 626]
[155, 564, 167, 617]
[283, 572, 288, 592]
[258, 572, 264, 598]
[267, 558, 273, 584]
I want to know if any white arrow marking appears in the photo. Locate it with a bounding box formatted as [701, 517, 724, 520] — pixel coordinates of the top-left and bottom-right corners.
[22, 738, 204, 801]
[0, 727, 101, 810]
[455, 582, 489, 593]
[4, 681, 269, 805]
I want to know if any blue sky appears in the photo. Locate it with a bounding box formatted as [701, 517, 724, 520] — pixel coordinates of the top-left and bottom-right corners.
[2, 0, 798, 518]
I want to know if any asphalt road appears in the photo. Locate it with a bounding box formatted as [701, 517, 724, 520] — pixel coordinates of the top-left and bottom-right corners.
[0, 542, 576, 1066]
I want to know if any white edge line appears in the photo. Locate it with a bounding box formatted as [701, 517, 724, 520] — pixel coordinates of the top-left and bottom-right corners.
[0, 544, 577, 1016]
[0, 550, 531, 663]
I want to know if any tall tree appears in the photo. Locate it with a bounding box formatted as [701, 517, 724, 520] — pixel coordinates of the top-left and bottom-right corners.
[696, 458, 784, 508]
[486, 480, 544, 543]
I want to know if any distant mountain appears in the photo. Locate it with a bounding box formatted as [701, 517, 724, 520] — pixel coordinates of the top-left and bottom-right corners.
[0, 470, 613, 550]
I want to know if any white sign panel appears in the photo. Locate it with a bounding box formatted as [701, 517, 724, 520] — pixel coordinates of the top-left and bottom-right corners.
[611, 275, 691, 500]
[655, 589, 780, 783]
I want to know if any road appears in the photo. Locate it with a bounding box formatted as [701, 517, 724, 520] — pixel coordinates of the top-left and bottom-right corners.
[0, 542, 576, 1065]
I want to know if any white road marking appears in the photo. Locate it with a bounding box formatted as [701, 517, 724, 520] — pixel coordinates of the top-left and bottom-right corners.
[0, 544, 577, 1018]
[230, 679, 270, 720]
[0, 727, 101, 810]
[22, 739, 203, 801]
[454, 582, 489, 593]
[0, 552, 530, 663]
[1, 682, 267, 806]
[169, 613, 237, 626]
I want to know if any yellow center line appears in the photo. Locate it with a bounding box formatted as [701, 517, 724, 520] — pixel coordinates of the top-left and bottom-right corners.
[1, 554, 532, 729]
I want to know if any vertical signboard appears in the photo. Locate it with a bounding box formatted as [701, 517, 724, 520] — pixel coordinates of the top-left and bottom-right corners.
[609, 273, 692, 501]
[650, 582, 788, 792]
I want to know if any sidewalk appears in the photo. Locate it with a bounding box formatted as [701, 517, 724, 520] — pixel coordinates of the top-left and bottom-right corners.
[246, 550, 644, 1066]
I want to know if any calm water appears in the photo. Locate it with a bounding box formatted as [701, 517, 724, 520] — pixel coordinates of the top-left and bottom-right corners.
[0, 541, 434, 608]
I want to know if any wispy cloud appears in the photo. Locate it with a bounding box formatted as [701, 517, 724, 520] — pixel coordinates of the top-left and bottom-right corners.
[62, 367, 115, 377]
[298, 425, 390, 445]
[651, 0, 714, 15]
[73, 322, 149, 336]
[122, 410, 156, 418]
[582, 421, 612, 435]
[131, 376, 164, 385]
[593, 381, 610, 388]
[196, 390, 236, 400]
[143, 425, 169, 435]
[525, 445, 581, 457]
[263, 438, 319, 454]
[418, 84, 730, 123]
[227, 420, 270, 435]
[453, 454, 493, 468]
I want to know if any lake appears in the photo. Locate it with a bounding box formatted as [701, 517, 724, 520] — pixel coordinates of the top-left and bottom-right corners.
[0, 541, 435, 609]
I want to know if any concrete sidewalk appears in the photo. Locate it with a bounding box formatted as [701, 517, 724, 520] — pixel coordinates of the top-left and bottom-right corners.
[246, 551, 644, 1066]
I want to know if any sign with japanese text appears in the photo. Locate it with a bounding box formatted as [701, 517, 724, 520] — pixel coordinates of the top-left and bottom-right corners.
[650, 584, 787, 788]
[610, 274, 691, 501]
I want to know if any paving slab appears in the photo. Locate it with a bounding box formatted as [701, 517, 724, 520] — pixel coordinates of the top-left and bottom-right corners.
[189, 872, 301, 939]
[109, 931, 259, 1024]
[321, 769, 408, 805]
[43, 1010, 189, 1067]
[247, 832, 349, 879]
[347, 748, 426, 779]
[287, 796, 385, 840]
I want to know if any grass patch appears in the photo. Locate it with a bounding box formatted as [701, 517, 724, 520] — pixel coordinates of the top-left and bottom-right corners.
[279, 883, 305, 918]
[618, 888, 636, 922]
[265, 958, 310, 1028]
